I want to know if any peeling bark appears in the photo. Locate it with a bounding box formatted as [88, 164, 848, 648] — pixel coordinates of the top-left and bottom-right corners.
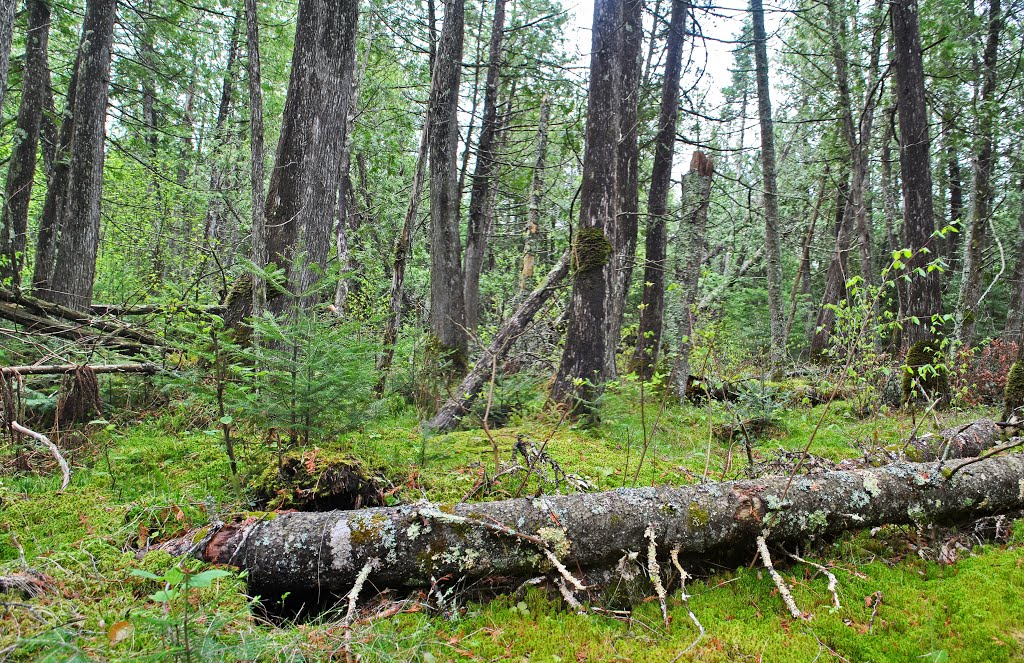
[183, 451, 1024, 599]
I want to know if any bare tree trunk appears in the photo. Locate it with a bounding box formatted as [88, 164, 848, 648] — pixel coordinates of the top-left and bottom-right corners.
[427, 0, 468, 371]
[954, 0, 1001, 347]
[892, 0, 943, 347]
[376, 127, 431, 395]
[520, 96, 550, 293]
[551, 0, 622, 412]
[750, 0, 785, 371]
[942, 113, 963, 278]
[672, 153, 714, 400]
[0, 0, 17, 113]
[463, 0, 506, 330]
[429, 251, 570, 431]
[632, 0, 687, 379]
[43, 0, 117, 311]
[244, 0, 268, 318]
[182, 452, 1024, 599]
[605, 0, 644, 375]
[784, 172, 826, 341]
[809, 173, 852, 358]
[1004, 173, 1024, 340]
[0, 0, 50, 288]
[202, 12, 241, 255]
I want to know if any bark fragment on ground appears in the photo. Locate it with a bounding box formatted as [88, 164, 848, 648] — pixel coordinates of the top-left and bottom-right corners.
[182, 453, 1024, 598]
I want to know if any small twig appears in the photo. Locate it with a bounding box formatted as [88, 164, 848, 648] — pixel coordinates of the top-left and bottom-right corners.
[942, 437, 1024, 482]
[670, 545, 704, 641]
[10, 421, 70, 491]
[556, 577, 584, 613]
[756, 531, 804, 620]
[867, 591, 883, 633]
[787, 550, 840, 612]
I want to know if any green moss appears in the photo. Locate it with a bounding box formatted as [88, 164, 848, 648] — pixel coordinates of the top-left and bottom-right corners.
[350, 513, 389, 546]
[688, 502, 710, 528]
[572, 227, 613, 273]
[901, 340, 950, 405]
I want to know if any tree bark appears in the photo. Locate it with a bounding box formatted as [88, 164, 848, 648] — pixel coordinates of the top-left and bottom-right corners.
[632, 0, 687, 379]
[244, 0, 268, 318]
[605, 0, 644, 375]
[784, 172, 826, 341]
[0, 0, 50, 288]
[428, 0, 468, 370]
[185, 452, 1024, 598]
[41, 0, 117, 311]
[1004, 173, 1024, 340]
[0, 0, 17, 113]
[891, 0, 943, 347]
[520, 96, 550, 293]
[463, 0, 506, 331]
[429, 250, 570, 432]
[671, 153, 714, 400]
[750, 0, 785, 371]
[954, 0, 1001, 347]
[260, 0, 359, 314]
[551, 0, 622, 412]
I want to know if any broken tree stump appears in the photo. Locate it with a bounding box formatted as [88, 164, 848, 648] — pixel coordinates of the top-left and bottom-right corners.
[179, 452, 1024, 599]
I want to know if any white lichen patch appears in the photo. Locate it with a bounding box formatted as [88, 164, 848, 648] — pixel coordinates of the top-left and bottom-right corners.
[406, 522, 422, 540]
[907, 504, 927, 522]
[863, 475, 882, 498]
[329, 519, 353, 571]
[850, 490, 870, 508]
[1018, 479, 1024, 501]
[538, 526, 571, 558]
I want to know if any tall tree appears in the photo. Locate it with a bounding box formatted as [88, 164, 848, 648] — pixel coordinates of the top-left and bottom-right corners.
[551, 0, 622, 411]
[0, 0, 51, 288]
[244, 0, 268, 317]
[262, 0, 360, 314]
[606, 0, 643, 374]
[39, 0, 117, 310]
[750, 0, 785, 370]
[520, 95, 550, 293]
[428, 0, 468, 369]
[1004, 172, 1024, 341]
[954, 0, 1001, 346]
[632, 0, 688, 378]
[0, 0, 17, 113]
[891, 0, 943, 346]
[463, 0, 506, 330]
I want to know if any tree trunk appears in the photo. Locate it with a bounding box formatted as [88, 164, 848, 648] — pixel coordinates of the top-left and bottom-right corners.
[429, 251, 570, 432]
[244, 0, 268, 318]
[784, 172, 826, 341]
[891, 0, 943, 347]
[809, 173, 852, 358]
[38, 0, 117, 311]
[750, 0, 785, 371]
[428, 0, 468, 371]
[954, 0, 1001, 347]
[605, 0, 644, 375]
[632, 0, 687, 379]
[261, 0, 359, 314]
[375, 126, 431, 395]
[0, 0, 50, 288]
[943, 113, 963, 278]
[672, 153, 714, 400]
[0, 0, 17, 113]
[520, 96, 550, 293]
[463, 0, 506, 331]
[1003, 173, 1024, 340]
[185, 451, 1024, 599]
[551, 0, 622, 412]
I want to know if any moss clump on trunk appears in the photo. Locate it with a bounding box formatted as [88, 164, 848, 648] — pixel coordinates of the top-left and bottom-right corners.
[1003, 360, 1024, 420]
[572, 228, 612, 273]
[902, 340, 950, 406]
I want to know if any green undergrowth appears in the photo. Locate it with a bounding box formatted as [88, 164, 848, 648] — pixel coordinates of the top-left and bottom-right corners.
[0, 385, 1018, 660]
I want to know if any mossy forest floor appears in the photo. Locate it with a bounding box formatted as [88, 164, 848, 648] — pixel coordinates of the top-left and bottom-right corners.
[2, 382, 1024, 661]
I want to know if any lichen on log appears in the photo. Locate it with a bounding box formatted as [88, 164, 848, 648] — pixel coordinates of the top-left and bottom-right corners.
[189, 453, 1024, 599]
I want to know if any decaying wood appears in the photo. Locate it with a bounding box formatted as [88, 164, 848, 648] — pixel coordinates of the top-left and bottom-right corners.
[428, 250, 570, 432]
[9, 421, 70, 491]
[903, 419, 1010, 462]
[0, 300, 154, 357]
[1, 363, 159, 377]
[89, 303, 224, 316]
[183, 451, 1024, 599]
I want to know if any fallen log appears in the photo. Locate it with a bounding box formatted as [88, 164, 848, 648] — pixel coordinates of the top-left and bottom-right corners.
[89, 303, 224, 316]
[1, 362, 159, 377]
[180, 452, 1024, 599]
[0, 287, 160, 347]
[428, 250, 570, 432]
[0, 300, 153, 356]
[903, 419, 1011, 462]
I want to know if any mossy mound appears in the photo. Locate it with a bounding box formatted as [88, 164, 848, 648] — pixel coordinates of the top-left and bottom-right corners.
[1004, 360, 1024, 420]
[252, 450, 387, 512]
[901, 340, 950, 406]
[572, 227, 612, 273]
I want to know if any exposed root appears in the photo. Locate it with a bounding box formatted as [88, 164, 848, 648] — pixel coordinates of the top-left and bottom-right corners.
[787, 550, 840, 612]
[543, 548, 586, 591]
[670, 545, 704, 638]
[756, 531, 804, 620]
[342, 559, 378, 658]
[645, 525, 669, 626]
[10, 421, 70, 491]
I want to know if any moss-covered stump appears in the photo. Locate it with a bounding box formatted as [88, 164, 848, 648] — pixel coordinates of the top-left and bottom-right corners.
[252, 451, 386, 512]
[902, 340, 950, 407]
[191, 452, 1024, 601]
[1004, 360, 1024, 421]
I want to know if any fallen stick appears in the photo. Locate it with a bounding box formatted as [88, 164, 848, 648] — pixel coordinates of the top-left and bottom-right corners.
[10, 421, 70, 491]
[176, 452, 1024, 599]
[1, 363, 159, 377]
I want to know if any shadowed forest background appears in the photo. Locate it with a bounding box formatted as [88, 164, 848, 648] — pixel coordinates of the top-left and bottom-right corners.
[2, 0, 1024, 659]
